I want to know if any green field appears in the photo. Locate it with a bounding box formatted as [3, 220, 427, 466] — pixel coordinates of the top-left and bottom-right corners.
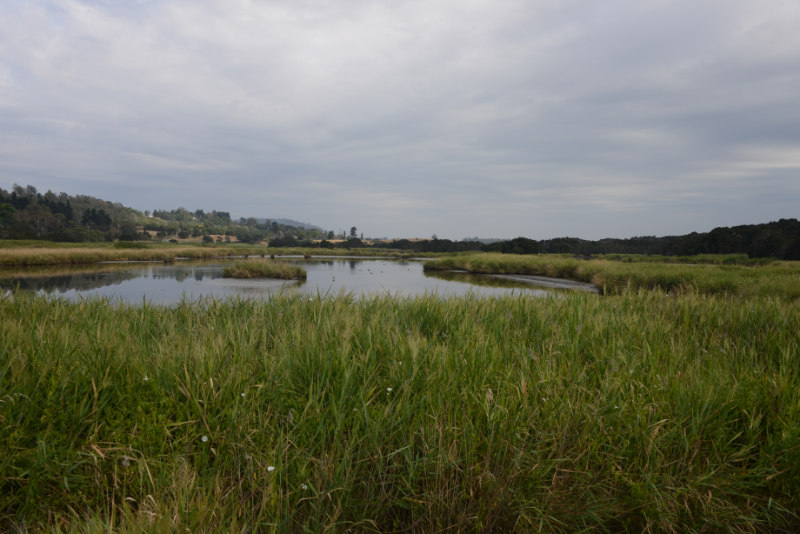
[1, 253, 799, 532]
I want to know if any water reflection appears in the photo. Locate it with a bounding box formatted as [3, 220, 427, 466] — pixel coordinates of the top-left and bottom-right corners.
[425, 270, 540, 289]
[0, 257, 591, 304]
[0, 264, 140, 293]
[426, 270, 600, 293]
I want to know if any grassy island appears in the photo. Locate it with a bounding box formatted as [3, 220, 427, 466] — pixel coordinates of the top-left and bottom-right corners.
[222, 259, 306, 280]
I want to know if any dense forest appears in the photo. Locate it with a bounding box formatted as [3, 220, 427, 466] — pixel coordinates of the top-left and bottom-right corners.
[1, 184, 797, 259]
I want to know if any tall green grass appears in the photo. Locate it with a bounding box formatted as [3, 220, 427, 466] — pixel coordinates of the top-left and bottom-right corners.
[425, 253, 800, 300]
[1, 289, 799, 531]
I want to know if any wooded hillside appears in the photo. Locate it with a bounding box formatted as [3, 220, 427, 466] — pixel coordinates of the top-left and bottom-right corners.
[0, 185, 327, 243]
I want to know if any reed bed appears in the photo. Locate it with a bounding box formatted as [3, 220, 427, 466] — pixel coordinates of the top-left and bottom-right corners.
[223, 260, 306, 280]
[1, 288, 799, 532]
[425, 253, 800, 300]
[0, 245, 276, 267]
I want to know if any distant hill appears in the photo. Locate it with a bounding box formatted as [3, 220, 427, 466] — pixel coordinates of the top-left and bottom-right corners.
[254, 218, 322, 231]
[0, 184, 328, 243]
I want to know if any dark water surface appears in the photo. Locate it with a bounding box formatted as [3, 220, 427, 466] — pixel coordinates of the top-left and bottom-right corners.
[0, 257, 595, 304]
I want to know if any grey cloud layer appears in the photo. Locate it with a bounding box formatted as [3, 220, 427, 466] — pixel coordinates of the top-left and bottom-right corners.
[1, 0, 798, 238]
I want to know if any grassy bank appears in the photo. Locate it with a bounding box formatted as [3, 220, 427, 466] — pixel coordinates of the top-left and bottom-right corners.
[1, 289, 799, 532]
[223, 260, 306, 280]
[425, 253, 800, 300]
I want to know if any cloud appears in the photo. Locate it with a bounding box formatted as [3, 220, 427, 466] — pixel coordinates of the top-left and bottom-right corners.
[1, 0, 799, 239]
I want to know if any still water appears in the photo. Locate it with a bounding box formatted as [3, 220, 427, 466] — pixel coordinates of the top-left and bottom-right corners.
[0, 257, 596, 304]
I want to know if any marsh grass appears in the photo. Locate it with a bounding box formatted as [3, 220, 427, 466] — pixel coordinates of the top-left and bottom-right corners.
[1, 287, 799, 532]
[425, 253, 800, 300]
[0, 243, 272, 267]
[223, 259, 306, 280]
[594, 253, 774, 265]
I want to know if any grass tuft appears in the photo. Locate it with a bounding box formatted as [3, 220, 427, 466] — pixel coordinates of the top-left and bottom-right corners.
[222, 259, 306, 280]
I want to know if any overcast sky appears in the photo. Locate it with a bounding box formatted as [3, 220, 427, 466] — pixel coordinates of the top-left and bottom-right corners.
[1, 0, 799, 239]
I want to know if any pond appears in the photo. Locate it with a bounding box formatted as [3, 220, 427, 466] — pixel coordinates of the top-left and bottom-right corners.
[0, 257, 597, 304]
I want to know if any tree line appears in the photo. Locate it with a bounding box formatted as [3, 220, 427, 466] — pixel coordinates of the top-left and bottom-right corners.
[0, 185, 146, 241]
[481, 219, 800, 260]
[272, 221, 800, 260]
